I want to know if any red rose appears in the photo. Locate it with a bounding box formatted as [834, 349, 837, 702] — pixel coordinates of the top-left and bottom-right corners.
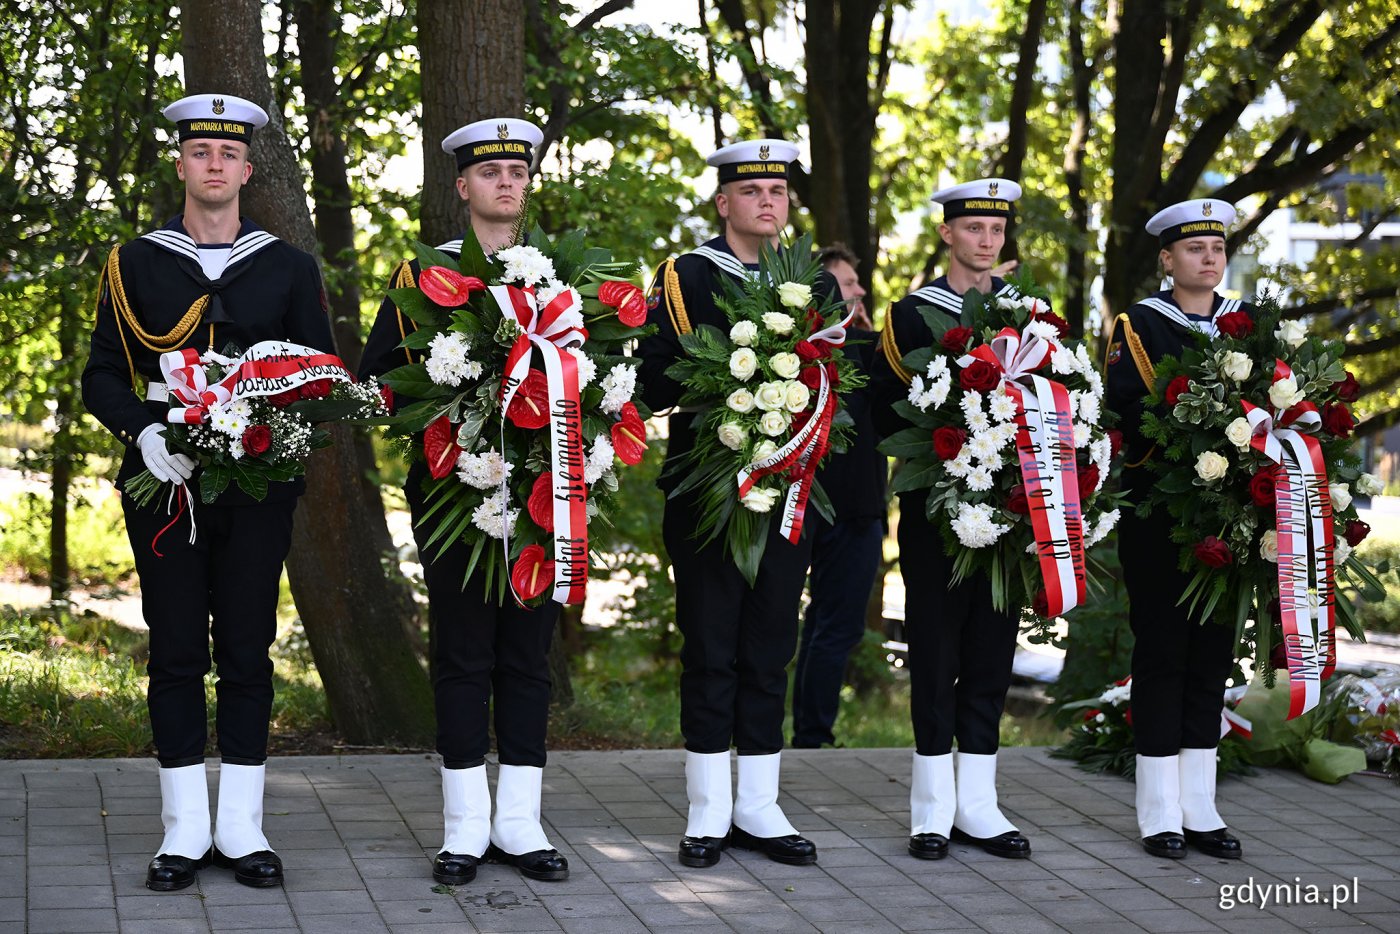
[419, 265, 485, 307]
[528, 472, 554, 532]
[1268, 641, 1287, 672]
[510, 544, 554, 602]
[379, 384, 395, 414]
[1334, 370, 1360, 403]
[1077, 464, 1100, 501]
[241, 424, 272, 457]
[423, 415, 461, 479]
[301, 378, 333, 399]
[799, 366, 823, 389]
[795, 340, 826, 362]
[1344, 519, 1371, 547]
[1193, 535, 1234, 568]
[1124, 707, 1134, 728]
[1007, 484, 1030, 515]
[1165, 375, 1191, 406]
[959, 359, 1000, 392]
[791, 409, 813, 434]
[597, 281, 647, 327]
[1032, 311, 1070, 338]
[504, 370, 551, 430]
[1322, 402, 1354, 438]
[1248, 467, 1277, 507]
[1215, 311, 1253, 338]
[1083, 708, 1101, 723]
[1107, 428, 1124, 461]
[610, 402, 647, 466]
[267, 388, 300, 407]
[1032, 588, 1050, 618]
[932, 426, 968, 460]
[941, 327, 974, 354]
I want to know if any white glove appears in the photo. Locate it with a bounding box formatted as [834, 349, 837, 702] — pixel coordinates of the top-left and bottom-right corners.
[136, 425, 196, 484]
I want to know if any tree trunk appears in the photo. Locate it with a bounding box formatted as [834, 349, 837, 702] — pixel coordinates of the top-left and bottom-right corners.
[995, 0, 1048, 264]
[49, 289, 78, 604]
[1062, 0, 1093, 338]
[181, 0, 434, 746]
[418, 0, 525, 246]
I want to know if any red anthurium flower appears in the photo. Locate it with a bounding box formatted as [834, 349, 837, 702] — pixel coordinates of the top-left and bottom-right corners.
[241, 425, 272, 457]
[597, 281, 647, 326]
[505, 370, 551, 429]
[419, 266, 485, 307]
[423, 415, 461, 479]
[611, 402, 647, 465]
[528, 472, 555, 532]
[511, 544, 554, 602]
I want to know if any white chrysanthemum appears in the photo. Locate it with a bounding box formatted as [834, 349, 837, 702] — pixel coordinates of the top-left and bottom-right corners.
[927, 356, 950, 380]
[966, 412, 992, 434]
[950, 502, 1011, 548]
[455, 449, 512, 490]
[584, 435, 615, 485]
[567, 347, 597, 389]
[965, 466, 995, 492]
[470, 489, 519, 540]
[1085, 509, 1120, 547]
[1049, 343, 1076, 375]
[1024, 319, 1061, 343]
[960, 390, 984, 419]
[1099, 683, 1131, 706]
[945, 449, 975, 479]
[1084, 368, 1104, 396]
[209, 402, 250, 438]
[1074, 344, 1093, 374]
[967, 432, 1000, 462]
[599, 363, 637, 415]
[1090, 436, 1113, 474]
[1073, 422, 1092, 449]
[496, 245, 555, 286]
[1078, 391, 1101, 425]
[926, 373, 952, 409]
[989, 390, 1019, 423]
[426, 331, 476, 387]
[535, 278, 573, 307]
[908, 375, 928, 407]
[227, 436, 246, 459]
[978, 453, 1005, 474]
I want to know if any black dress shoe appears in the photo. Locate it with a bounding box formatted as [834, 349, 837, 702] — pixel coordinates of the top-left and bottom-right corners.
[950, 825, 1031, 859]
[485, 843, 570, 881]
[432, 851, 480, 885]
[908, 833, 949, 860]
[729, 826, 818, 865]
[212, 846, 283, 887]
[1184, 827, 1242, 859]
[1141, 831, 1186, 859]
[678, 835, 727, 868]
[146, 849, 212, 891]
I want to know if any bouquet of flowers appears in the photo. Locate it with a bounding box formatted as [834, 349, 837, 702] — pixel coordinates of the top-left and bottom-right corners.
[878, 272, 1120, 618]
[1138, 297, 1389, 718]
[1052, 675, 1254, 778]
[375, 228, 650, 605]
[124, 341, 386, 507]
[663, 234, 863, 584]
[1331, 673, 1400, 780]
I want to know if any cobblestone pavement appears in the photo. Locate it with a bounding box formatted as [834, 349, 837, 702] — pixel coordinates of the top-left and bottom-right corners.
[2, 747, 1397, 933]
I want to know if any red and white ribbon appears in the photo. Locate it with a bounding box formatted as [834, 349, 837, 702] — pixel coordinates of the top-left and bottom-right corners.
[1220, 684, 1253, 739]
[492, 284, 591, 605]
[736, 306, 854, 543]
[1241, 359, 1335, 720]
[959, 326, 1087, 616]
[161, 340, 351, 424]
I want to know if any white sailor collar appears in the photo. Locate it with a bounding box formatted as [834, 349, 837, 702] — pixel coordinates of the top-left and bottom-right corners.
[1137, 290, 1241, 337]
[140, 217, 280, 279]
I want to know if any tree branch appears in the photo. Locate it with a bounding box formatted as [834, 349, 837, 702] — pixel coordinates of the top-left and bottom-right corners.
[575, 0, 633, 33]
[1285, 284, 1400, 320]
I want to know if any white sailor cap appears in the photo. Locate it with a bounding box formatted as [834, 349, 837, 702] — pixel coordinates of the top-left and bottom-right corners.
[931, 178, 1021, 220]
[1146, 199, 1236, 245]
[707, 139, 800, 185]
[163, 94, 268, 144]
[441, 118, 544, 171]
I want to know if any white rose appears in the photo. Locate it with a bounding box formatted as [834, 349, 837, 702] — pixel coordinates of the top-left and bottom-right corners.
[776, 281, 813, 309]
[741, 486, 779, 513]
[1331, 483, 1352, 512]
[1275, 319, 1309, 348]
[752, 440, 779, 463]
[1356, 472, 1383, 497]
[730, 320, 758, 346]
[754, 381, 787, 411]
[783, 381, 811, 413]
[1268, 376, 1304, 410]
[761, 311, 796, 335]
[729, 348, 758, 382]
[717, 422, 747, 450]
[1224, 416, 1253, 451]
[1335, 537, 1352, 565]
[1220, 351, 1253, 382]
[1195, 451, 1229, 482]
[1260, 530, 1279, 563]
[769, 352, 801, 379]
[759, 410, 789, 436]
[727, 388, 757, 413]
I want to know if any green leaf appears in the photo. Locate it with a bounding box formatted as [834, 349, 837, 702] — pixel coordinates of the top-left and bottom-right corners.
[915, 305, 956, 343]
[381, 363, 442, 400]
[387, 287, 443, 327]
[199, 464, 232, 503]
[231, 462, 269, 501]
[890, 460, 940, 494]
[413, 242, 462, 274]
[880, 427, 934, 459]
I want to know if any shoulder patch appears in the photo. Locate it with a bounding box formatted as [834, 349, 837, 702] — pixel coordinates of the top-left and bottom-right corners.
[1106, 342, 1122, 366]
[647, 283, 662, 312]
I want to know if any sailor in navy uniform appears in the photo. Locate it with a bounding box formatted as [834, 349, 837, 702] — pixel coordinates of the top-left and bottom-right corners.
[638, 139, 835, 870]
[1105, 198, 1248, 861]
[359, 117, 569, 886]
[81, 94, 335, 891]
[870, 178, 1033, 861]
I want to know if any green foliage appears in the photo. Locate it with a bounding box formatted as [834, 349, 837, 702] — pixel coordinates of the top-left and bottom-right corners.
[0, 486, 131, 586]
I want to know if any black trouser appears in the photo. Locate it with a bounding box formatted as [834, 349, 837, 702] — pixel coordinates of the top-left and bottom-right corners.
[410, 478, 558, 769]
[124, 494, 295, 768]
[898, 493, 1017, 757]
[663, 498, 812, 755]
[1120, 474, 1236, 757]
